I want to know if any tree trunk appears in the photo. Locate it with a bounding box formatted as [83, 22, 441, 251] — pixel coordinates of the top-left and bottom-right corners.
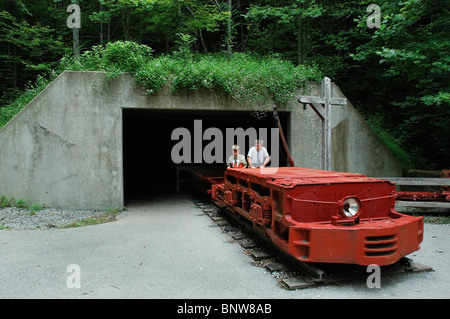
[10, 43, 17, 89]
[227, 0, 232, 58]
[297, 14, 303, 64]
[73, 28, 80, 57]
[122, 8, 130, 41]
[100, 2, 103, 45]
[73, 0, 80, 57]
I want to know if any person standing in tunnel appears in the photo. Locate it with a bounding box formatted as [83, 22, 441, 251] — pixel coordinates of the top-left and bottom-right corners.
[227, 145, 247, 168]
[247, 139, 270, 168]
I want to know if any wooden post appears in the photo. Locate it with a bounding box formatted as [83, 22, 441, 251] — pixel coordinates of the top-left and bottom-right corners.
[323, 77, 332, 171]
[299, 77, 347, 170]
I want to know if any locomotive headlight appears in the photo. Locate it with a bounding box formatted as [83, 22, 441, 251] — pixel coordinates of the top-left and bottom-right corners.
[341, 197, 360, 218]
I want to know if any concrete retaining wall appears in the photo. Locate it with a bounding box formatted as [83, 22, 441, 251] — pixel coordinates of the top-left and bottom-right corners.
[0, 71, 401, 209]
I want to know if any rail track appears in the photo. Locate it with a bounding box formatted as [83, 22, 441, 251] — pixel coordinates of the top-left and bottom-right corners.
[189, 194, 433, 290]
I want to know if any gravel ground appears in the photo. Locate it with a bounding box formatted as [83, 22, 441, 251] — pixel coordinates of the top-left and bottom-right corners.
[0, 207, 117, 230]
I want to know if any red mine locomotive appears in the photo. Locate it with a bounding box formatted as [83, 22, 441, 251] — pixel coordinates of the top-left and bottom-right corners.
[210, 167, 423, 266]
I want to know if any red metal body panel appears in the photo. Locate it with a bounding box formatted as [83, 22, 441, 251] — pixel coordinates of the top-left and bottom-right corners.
[211, 167, 423, 266]
[396, 191, 448, 201]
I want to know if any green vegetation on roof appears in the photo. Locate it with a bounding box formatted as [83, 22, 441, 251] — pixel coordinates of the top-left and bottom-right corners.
[64, 40, 322, 103]
[0, 41, 322, 129]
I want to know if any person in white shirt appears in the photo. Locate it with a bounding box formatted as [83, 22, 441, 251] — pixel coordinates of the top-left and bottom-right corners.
[247, 139, 270, 168]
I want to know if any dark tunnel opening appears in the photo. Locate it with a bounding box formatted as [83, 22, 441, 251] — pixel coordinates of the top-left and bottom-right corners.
[122, 109, 289, 203]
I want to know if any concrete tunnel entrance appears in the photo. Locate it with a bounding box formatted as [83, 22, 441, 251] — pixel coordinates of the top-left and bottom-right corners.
[122, 109, 289, 203]
[0, 72, 402, 210]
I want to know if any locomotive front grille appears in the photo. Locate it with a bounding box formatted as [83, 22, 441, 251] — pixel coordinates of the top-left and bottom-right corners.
[364, 235, 398, 257]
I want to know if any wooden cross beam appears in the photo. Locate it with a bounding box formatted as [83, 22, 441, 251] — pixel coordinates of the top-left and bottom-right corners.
[298, 77, 347, 171]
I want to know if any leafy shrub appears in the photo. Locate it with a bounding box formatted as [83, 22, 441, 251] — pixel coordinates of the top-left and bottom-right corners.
[0, 194, 44, 212]
[59, 41, 322, 105]
[16, 198, 28, 208]
[135, 52, 322, 105]
[0, 194, 11, 207]
[61, 41, 153, 77]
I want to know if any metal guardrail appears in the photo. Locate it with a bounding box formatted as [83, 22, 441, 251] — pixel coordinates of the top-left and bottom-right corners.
[377, 177, 450, 186]
[377, 177, 450, 213]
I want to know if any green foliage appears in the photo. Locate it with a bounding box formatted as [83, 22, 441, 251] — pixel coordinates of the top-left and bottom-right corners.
[15, 198, 28, 208]
[0, 194, 43, 212]
[0, 72, 58, 128]
[0, 194, 12, 208]
[350, 0, 450, 168]
[62, 41, 322, 106]
[0, 9, 65, 94]
[137, 52, 322, 105]
[61, 41, 153, 77]
[245, 1, 324, 22]
[29, 202, 44, 213]
[106, 207, 123, 214]
[173, 33, 197, 59]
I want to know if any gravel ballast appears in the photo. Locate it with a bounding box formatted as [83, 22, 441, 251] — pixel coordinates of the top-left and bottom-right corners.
[0, 207, 117, 230]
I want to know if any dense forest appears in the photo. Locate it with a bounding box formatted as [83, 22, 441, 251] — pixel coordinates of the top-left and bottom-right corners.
[0, 0, 449, 171]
